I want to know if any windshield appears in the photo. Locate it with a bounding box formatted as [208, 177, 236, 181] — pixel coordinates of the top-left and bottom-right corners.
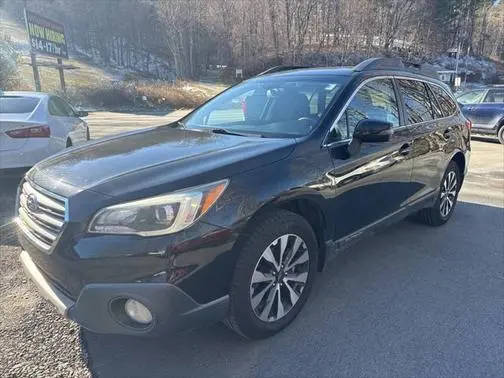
[183, 76, 349, 137]
[0, 96, 40, 114]
[456, 90, 486, 105]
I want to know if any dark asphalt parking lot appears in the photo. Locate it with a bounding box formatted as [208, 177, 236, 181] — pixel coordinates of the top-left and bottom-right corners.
[83, 201, 503, 378]
[1, 139, 503, 377]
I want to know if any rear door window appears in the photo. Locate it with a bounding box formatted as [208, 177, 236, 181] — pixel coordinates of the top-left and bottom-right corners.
[49, 97, 75, 117]
[484, 89, 504, 103]
[397, 79, 433, 124]
[430, 85, 458, 117]
[0, 96, 40, 113]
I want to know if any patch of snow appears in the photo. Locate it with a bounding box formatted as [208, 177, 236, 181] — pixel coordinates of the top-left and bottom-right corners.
[434, 55, 497, 80]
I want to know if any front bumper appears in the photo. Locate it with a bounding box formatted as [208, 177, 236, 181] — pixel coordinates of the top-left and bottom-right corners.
[20, 250, 229, 335]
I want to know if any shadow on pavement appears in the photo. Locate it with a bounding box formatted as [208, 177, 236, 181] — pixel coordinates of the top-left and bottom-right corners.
[82, 201, 504, 378]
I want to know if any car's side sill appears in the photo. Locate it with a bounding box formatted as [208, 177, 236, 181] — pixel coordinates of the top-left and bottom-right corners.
[325, 191, 437, 259]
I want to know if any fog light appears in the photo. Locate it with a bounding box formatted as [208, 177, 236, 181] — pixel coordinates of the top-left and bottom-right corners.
[124, 299, 152, 325]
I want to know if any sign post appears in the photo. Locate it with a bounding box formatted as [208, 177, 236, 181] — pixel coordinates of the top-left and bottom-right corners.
[23, 8, 69, 92]
[29, 52, 41, 92]
[57, 58, 66, 92]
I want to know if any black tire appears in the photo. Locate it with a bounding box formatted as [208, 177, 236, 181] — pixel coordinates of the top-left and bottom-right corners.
[417, 161, 461, 226]
[498, 125, 504, 145]
[226, 209, 318, 339]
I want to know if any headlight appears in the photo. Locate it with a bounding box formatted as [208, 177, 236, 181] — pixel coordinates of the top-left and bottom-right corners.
[88, 179, 228, 236]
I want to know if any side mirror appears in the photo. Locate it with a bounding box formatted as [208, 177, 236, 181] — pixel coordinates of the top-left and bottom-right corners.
[75, 110, 88, 117]
[353, 119, 393, 143]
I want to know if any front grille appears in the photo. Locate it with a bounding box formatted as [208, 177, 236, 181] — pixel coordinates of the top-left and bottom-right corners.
[17, 181, 66, 251]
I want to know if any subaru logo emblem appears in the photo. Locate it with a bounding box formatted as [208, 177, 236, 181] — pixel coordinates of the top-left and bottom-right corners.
[26, 194, 39, 212]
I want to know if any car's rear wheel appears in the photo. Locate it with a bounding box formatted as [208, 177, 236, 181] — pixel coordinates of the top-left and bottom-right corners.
[417, 161, 460, 226]
[226, 209, 318, 339]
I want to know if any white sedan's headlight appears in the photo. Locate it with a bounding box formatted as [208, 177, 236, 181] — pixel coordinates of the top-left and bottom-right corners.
[88, 180, 228, 236]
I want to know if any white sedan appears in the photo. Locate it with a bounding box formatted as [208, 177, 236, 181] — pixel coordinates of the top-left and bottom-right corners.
[0, 91, 90, 174]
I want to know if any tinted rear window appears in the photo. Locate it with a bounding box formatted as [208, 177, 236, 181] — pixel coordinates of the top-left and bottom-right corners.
[430, 85, 457, 117]
[0, 96, 40, 114]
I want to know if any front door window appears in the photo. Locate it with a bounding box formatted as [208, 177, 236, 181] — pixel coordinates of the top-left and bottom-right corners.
[328, 78, 400, 143]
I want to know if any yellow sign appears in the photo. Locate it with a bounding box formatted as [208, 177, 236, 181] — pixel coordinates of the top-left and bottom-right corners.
[24, 9, 68, 59]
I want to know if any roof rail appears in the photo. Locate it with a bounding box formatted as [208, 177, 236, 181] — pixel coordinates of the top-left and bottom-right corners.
[257, 65, 310, 76]
[354, 57, 405, 72]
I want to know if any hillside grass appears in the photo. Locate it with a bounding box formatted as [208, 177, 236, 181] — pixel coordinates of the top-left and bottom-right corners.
[13, 55, 224, 110]
[2, 11, 224, 109]
[16, 55, 118, 91]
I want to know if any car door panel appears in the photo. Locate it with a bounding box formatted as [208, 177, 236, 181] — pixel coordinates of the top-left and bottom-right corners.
[48, 97, 85, 146]
[457, 90, 485, 127]
[469, 103, 503, 130]
[408, 118, 455, 200]
[323, 78, 414, 239]
[408, 82, 460, 200]
[327, 128, 414, 240]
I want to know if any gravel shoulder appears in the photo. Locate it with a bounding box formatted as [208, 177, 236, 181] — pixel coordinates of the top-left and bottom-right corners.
[0, 184, 90, 377]
[0, 108, 195, 377]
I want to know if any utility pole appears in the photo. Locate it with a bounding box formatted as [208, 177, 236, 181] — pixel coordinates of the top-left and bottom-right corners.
[454, 41, 461, 75]
[463, 45, 470, 89]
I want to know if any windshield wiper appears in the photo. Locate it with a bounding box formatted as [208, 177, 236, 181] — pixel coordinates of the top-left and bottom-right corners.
[210, 128, 264, 138]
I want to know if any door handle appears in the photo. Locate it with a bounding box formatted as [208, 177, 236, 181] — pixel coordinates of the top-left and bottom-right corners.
[443, 127, 453, 140]
[399, 143, 411, 156]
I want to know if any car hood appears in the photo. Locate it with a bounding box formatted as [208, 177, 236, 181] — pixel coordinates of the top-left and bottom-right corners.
[28, 126, 296, 197]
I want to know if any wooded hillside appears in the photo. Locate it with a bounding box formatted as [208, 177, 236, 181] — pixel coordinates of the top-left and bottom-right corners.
[2, 0, 503, 79]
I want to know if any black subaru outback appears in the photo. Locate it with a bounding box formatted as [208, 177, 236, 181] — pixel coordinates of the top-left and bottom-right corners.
[17, 58, 470, 339]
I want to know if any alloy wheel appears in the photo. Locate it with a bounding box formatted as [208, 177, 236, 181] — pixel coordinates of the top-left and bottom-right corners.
[440, 170, 457, 218]
[249, 234, 310, 322]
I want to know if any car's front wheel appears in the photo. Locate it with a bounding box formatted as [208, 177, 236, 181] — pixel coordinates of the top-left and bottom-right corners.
[226, 210, 318, 339]
[417, 161, 460, 226]
[498, 125, 504, 145]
